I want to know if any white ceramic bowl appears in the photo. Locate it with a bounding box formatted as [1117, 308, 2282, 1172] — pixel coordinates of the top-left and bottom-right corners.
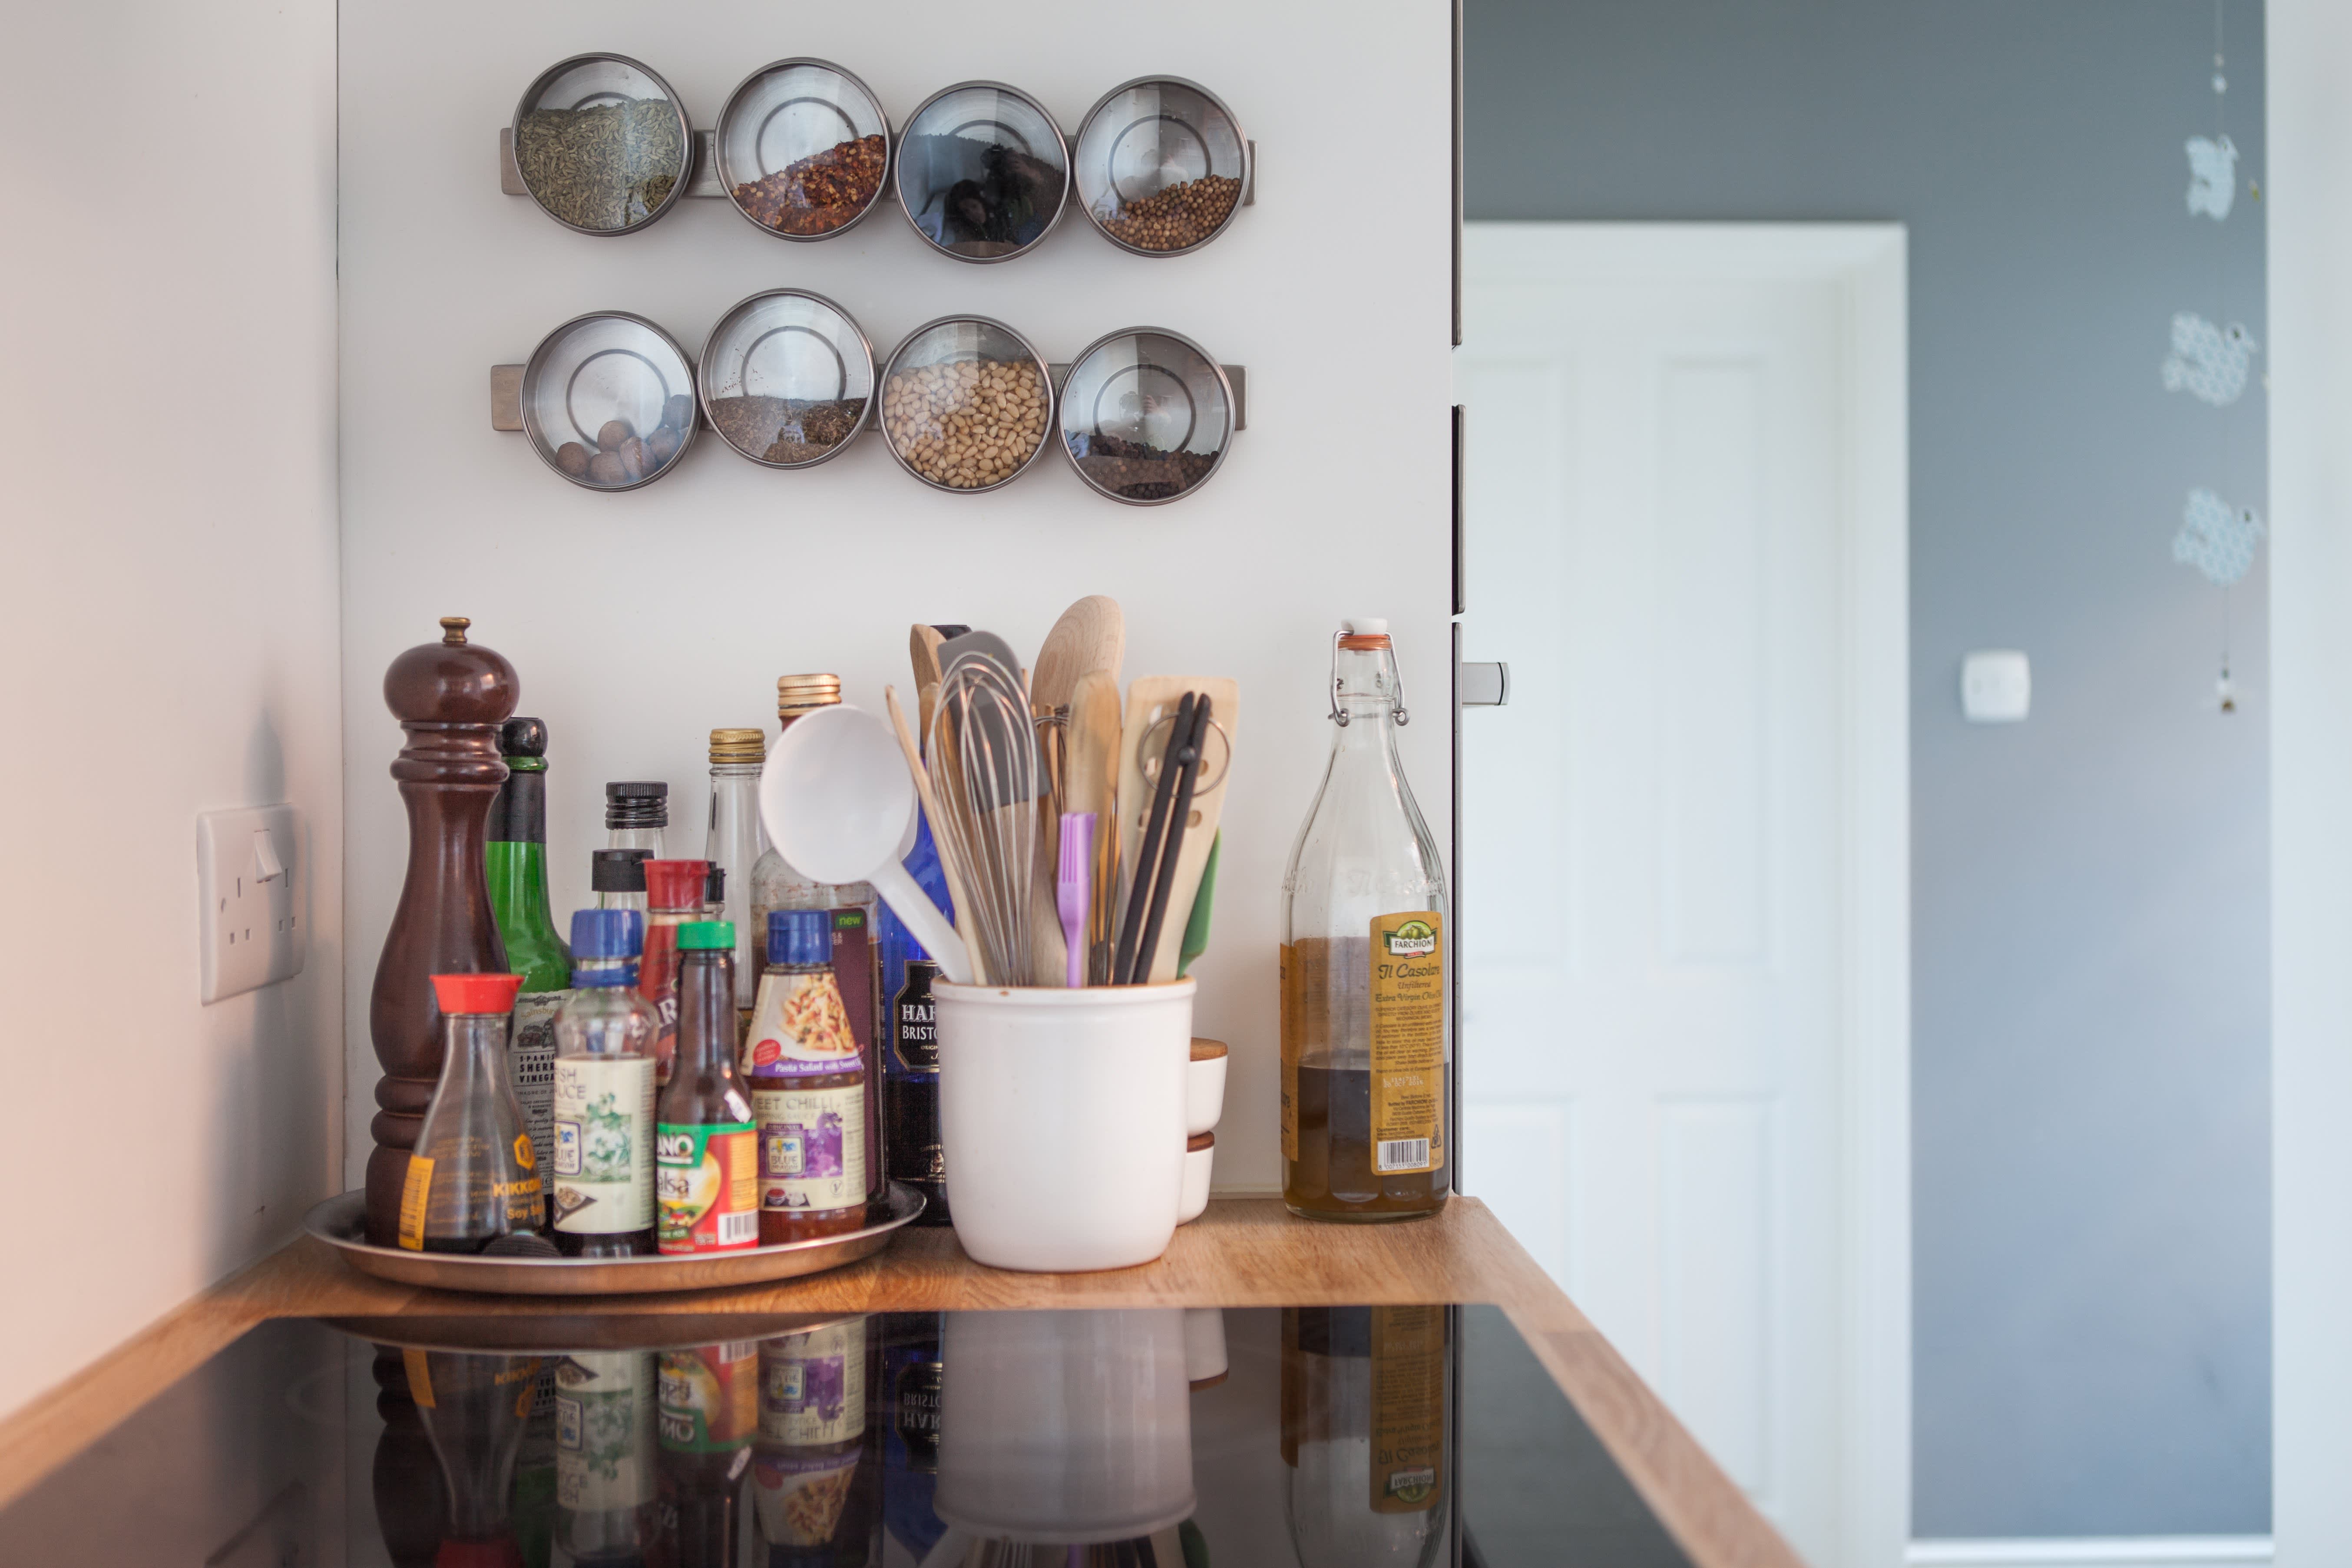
[1186, 1039, 1228, 1138]
[1179, 1132, 1213, 1225]
[936, 979, 1194, 1272]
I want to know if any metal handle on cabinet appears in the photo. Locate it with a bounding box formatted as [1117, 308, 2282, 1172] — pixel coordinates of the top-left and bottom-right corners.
[1459, 662, 1509, 707]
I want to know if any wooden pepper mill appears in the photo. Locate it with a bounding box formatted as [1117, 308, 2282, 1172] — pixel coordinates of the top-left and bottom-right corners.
[366, 615, 519, 1244]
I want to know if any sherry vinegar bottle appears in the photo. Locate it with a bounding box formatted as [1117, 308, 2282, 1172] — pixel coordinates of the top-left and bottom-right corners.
[1282, 619, 1451, 1221]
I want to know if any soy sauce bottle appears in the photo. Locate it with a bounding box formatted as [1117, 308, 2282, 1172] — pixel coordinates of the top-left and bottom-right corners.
[400, 973, 545, 1252]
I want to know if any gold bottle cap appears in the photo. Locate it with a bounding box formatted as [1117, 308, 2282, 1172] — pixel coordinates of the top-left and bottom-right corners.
[440, 615, 471, 645]
[776, 673, 843, 717]
[709, 727, 766, 764]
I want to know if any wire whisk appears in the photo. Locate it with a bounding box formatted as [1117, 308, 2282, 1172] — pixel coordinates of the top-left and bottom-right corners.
[928, 652, 1042, 987]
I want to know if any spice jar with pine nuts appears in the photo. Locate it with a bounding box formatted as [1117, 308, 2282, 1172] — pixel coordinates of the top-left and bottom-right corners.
[877, 318, 1056, 493]
[1074, 77, 1249, 256]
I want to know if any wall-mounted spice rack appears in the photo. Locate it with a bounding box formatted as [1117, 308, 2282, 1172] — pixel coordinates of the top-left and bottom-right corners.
[497, 63, 1255, 253]
[489, 314, 1245, 500]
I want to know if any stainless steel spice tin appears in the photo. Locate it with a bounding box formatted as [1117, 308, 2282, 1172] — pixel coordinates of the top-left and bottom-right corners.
[697, 290, 875, 470]
[893, 82, 1071, 263]
[521, 312, 700, 490]
[714, 59, 893, 241]
[1073, 78, 1249, 257]
[1057, 327, 1236, 505]
[509, 54, 693, 235]
[877, 317, 1059, 493]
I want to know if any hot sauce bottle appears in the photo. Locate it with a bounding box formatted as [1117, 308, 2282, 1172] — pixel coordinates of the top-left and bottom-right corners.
[641, 859, 712, 1087]
[655, 1340, 758, 1568]
[400, 973, 545, 1253]
[655, 922, 759, 1255]
[744, 910, 870, 1245]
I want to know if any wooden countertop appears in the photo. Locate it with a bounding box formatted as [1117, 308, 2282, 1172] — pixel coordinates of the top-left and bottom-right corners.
[0, 1198, 1798, 1568]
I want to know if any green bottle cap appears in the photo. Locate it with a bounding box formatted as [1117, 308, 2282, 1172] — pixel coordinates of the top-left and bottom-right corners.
[677, 920, 735, 949]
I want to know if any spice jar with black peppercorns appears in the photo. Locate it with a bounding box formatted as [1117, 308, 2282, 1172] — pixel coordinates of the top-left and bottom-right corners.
[1058, 327, 1235, 504]
[716, 60, 893, 241]
[1074, 77, 1249, 256]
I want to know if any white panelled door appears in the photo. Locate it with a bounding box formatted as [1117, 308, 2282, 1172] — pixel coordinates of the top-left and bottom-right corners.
[1458, 224, 1910, 1568]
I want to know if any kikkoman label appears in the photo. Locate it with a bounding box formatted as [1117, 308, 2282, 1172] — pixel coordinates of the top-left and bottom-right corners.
[1368, 912, 1445, 1175]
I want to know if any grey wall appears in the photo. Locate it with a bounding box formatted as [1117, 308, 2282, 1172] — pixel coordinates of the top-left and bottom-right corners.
[1466, 0, 2270, 1540]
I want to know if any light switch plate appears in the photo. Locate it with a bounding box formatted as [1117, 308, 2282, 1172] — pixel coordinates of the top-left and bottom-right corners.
[199, 804, 304, 1004]
[1961, 650, 2032, 722]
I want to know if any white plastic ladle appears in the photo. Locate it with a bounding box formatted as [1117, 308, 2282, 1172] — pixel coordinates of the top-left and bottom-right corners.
[759, 702, 973, 985]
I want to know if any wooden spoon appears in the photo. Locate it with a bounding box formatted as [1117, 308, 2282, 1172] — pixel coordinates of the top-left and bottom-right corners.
[1031, 596, 1125, 720]
[910, 625, 944, 746]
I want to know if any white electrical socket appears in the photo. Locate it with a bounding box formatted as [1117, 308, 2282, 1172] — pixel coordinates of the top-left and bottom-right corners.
[199, 804, 305, 1004]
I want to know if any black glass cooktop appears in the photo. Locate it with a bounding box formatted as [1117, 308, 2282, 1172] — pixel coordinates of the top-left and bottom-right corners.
[0, 1305, 1690, 1567]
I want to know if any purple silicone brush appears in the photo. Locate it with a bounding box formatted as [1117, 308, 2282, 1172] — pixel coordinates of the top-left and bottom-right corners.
[1059, 812, 1095, 988]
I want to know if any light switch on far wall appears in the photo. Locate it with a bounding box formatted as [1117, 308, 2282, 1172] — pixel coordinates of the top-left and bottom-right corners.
[1962, 649, 2031, 722]
[199, 804, 304, 1004]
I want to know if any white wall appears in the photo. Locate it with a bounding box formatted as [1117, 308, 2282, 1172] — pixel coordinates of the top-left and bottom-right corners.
[2267, 1, 2352, 1561]
[336, 1, 1456, 1191]
[0, 2, 342, 1418]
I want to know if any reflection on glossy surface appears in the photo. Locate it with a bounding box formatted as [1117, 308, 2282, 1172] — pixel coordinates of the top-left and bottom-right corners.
[0, 1303, 1691, 1566]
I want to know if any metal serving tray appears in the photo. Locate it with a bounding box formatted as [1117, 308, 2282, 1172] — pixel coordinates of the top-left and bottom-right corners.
[301, 1183, 924, 1297]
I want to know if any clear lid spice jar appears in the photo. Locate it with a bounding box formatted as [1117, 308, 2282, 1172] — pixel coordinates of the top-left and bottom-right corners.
[1074, 77, 1249, 256]
[521, 312, 699, 490]
[878, 317, 1057, 493]
[893, 82, 1070, 262]
[697, 290, 874, 469]
[715, 59, 891, 240]
[511, 54, 692, 235]
[1059, 327, 1236, 505]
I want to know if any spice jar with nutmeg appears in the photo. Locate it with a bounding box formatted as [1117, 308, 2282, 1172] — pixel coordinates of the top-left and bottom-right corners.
[521, 313, 699, 491]
[1073, 77, 1249, 256]
[877, 317, 1056, 493]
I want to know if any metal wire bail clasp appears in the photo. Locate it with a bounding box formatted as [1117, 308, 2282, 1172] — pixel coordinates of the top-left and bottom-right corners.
[1328, 630, 1410, 727]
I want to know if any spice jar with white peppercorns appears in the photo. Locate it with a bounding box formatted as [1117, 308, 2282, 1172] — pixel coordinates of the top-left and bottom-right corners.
[520, 312, 698, 491]
[877, 317, 1057, 493]
[1073, 77, 1249, 257]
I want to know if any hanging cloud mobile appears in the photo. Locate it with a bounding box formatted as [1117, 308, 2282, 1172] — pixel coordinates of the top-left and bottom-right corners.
[2184, 135, 2237, 220]
[2160, 312, 2258, 406]
[2173, 488, 2263, 587]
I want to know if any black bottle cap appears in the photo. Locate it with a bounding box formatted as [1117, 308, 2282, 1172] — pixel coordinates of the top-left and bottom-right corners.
[499, 716, 549, 758]
[591, 848, 651, 892]
[705, 865, 725, 906]
[605, 780, 668, 828]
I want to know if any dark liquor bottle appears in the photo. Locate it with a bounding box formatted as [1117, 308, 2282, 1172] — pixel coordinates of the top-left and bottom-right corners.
[878, 814, 953, 1224]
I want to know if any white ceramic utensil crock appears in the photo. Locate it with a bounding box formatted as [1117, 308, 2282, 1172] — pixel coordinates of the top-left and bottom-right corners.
[936, 978, 1193, 1271]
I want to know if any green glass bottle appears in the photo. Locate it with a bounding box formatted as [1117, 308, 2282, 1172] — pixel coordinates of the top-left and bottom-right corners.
[490, 716, 572, 1176]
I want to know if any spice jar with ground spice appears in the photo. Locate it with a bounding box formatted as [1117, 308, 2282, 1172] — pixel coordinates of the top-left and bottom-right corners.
[1058, 327, 1234, 504]
[698, 289, 874, 470]
[894, 83, 1070, 262]
[1074, 77, 1249, 256]
[512, 55, 691, 235]
[716, 60, 893, 240]
[878, 318, 1055, 492]
[522, 312, 699, 490]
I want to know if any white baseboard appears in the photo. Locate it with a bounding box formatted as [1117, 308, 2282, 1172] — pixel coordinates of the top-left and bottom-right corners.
[1908, 1539, 2271, 1568]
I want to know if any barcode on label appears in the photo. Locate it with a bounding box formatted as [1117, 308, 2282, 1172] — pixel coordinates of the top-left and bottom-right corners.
[1377, 1138, 1431, 1173]
[717, 1211, 759, 1246]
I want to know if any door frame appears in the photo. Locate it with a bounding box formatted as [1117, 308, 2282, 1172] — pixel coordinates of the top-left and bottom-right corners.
[1460, 222, 1911, 1568]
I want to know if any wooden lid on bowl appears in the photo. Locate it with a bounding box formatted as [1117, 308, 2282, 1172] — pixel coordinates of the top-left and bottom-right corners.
[1190, 1038, 1227, 1061]
[1187, 1131, 1214, 1152]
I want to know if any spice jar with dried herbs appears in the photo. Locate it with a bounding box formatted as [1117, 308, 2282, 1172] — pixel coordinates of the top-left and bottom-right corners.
[513, 56, 690, 235]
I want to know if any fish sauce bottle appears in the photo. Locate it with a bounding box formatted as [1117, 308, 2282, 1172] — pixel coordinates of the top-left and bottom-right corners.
[1281, 618, 1452, 1221]
[551, 909, 659, 1257]
[400, 972, 546, 1251]
[744, 909, 870, 1245]
[655, 922, 759, 1255]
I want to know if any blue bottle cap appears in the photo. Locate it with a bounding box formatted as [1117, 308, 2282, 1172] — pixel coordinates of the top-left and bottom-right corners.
[570, 907, 645, 959]
[570, 960, 640, 989]
[767, 908, 832, 967]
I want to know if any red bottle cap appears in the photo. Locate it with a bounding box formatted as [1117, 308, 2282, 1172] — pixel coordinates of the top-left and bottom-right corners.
[430, 973, 524, 1015]
[645, 858, 713, 911]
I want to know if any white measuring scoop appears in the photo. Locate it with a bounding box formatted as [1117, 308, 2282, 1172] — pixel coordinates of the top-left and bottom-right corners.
[759, 702, 973, 985]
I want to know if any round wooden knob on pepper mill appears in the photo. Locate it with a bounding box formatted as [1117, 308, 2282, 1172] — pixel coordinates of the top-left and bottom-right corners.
[365, 615, 519, 1245]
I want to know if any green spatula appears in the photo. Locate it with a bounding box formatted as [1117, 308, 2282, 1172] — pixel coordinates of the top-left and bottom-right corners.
[1177, 832, 1221, 978]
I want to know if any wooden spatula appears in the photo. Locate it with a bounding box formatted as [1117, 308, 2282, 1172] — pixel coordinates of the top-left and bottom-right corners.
[1117, 676, 1239, 984]
[1032, 595, 1125, 719]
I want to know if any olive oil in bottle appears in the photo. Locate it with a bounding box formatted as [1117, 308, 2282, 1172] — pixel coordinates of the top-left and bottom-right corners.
[1281, 619, 1451, 1221]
